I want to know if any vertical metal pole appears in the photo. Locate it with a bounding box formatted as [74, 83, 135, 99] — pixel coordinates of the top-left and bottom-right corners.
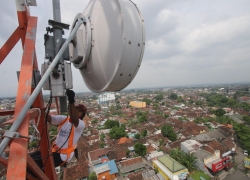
[52, 0, 67, 113]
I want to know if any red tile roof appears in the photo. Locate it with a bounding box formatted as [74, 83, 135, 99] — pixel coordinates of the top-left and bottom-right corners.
[63, 162, 89, 180]
[120, 157, 142, 166]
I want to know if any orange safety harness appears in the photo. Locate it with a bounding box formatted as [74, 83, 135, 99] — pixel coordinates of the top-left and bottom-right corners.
[51, 118, 76, 163]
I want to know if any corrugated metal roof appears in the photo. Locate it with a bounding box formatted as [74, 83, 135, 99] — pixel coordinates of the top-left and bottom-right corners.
[120, 162, 145, 173]
[95, 160, 118, 175]
[157, 155, 185, 172]
[94, 164, 110, 174]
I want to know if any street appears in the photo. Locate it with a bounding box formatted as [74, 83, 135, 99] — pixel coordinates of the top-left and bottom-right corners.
[226, 137, 250, 180]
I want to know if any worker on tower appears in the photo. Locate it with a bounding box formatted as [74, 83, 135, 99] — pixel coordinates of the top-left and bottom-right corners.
[30, 89, 87, 168]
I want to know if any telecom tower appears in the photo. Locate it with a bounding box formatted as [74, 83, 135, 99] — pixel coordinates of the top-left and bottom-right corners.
[0, 0, 145, 179]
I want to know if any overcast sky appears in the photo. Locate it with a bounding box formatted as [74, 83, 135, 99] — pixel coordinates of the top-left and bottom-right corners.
[0, 0, 250, 97]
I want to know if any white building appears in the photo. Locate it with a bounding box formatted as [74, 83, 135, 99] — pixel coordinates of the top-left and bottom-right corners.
[98, 92, 115, 104]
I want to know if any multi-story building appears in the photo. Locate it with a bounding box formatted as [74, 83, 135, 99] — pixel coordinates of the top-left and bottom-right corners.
[152, 155, 188, 180]
[129, 101, 146, 108]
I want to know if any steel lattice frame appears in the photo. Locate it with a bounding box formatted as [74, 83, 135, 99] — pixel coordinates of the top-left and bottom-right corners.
[0, 1, 57, 179]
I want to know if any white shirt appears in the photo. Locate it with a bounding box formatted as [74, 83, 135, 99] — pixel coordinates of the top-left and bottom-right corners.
[51, 115, 85, 162]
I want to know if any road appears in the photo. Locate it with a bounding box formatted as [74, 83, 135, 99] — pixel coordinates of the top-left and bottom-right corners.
[226, 136, 250, 180]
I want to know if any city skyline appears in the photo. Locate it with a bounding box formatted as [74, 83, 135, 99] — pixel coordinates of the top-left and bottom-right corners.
[0, 0, 250, 97]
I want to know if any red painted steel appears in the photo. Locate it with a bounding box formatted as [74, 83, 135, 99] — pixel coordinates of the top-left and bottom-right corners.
[6, 16, 37, 180]
[0, 28, 21, 64]
[32, 55, 57, 179]
[0, 110, 15, 116]
[0, 2, 57, 179]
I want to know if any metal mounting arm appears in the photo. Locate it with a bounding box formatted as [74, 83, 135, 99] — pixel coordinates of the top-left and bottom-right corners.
[0, 18, 84, 155]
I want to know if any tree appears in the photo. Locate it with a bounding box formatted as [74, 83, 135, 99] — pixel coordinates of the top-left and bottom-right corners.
[177, 96, 184, 103]
[164, 114, 169, 119]
[134, 143, 147, 156]
[214, 108, 226, 117]
[169, 93, 177, 100]
[100, 133, 105, 141]
[161, 125, 177, 141]
[155, 94, 163, 101]
[159, 139, 164, 146]
[170, 148, 197, 171]
[189, 99, 194, 104]
[135, 133, 140, 139]
[99, 142, 105, 148]
[104, 120, 119, 129]
[243, 115, 250, 124]
[141, 129, 147, 137]
[143, 98, 152, 105]
[92, 118, 98, 124]
[138, 114, 147, 122]
[109, 126, 127, 139]
[89, 172, 97, 180]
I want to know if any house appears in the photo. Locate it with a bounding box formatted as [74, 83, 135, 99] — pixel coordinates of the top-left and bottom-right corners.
[88, 148, 112, 168]
[152, 155, 189, 180]
[194, 149, 231, 173]
[89, 135, 100, 145]
[63, 163, 89, 180]
[118, 157, 145, 174]
[180, 139, 203, 154]
[107, 149, 127, 161]
[118, 137, 132, 144]
[194, 129, 227, 141]
[147, 151, 164, 161]
[94, 160, 118, 180]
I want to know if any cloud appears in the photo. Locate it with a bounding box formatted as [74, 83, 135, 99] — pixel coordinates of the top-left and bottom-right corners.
[0, 0, 250, 97]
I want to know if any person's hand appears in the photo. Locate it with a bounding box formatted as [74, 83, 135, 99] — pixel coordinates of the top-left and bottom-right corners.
[66, 89, 75, 104]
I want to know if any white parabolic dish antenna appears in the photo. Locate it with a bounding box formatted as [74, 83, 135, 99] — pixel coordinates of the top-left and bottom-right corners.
[69, 0, 145, 92]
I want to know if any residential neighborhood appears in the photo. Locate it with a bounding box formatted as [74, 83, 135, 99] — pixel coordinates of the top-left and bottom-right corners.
[0, 84, 250, 180]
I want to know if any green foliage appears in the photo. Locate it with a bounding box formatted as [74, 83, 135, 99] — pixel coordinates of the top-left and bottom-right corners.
[100, 133, 105, 141]
[134, 143, 147, 156]
[143, 98, 152, 105]
[116, 104, 122, 110]
[200, 93, 236, 107]
[169, 93, 178, 100]
[212, 108, 226, 117]
[154, 167, 159, 174]
[92, 118, 98, 124]
[126, 149, 130, 156]
[136, 111, 147, 122]
[121, 123, 126, 130]
[164, 114, 169, 119]
[104, 120, 119, 129]
[243, 115, 250, 124]
[88, 172, 97, 180]
[195, 100, 203, 106]
[29, 141, 38, 148]
[159, 139, 164, 146]
[134, 133, 141, 139]
[154, 110, 162, 115]
[141, 129, 147, 137]
[236, 102, 250, 111]
[233, 123, 250, 153]
[99, 141, 105, 148]
[155, 94, 163, 101]
[170, 148, 197, 171]
[191, 170, 211, 180]
[109, 126, 127, 139]
[49, 126, 57, 135]
[189, 99, 194, 104]
[177, 96, 184, 103]
[161, 125, 177, 141]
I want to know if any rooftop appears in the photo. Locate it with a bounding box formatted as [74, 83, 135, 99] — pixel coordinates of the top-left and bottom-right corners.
[156, 155, 186, 173]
